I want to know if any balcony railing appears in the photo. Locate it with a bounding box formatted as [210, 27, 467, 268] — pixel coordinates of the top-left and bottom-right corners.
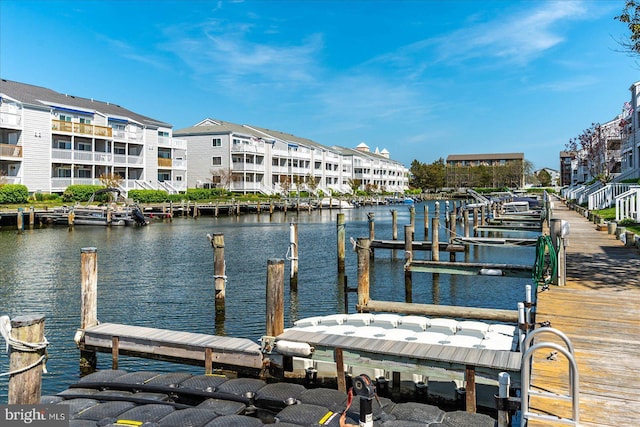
[52, 120, 113, 138]
[158, 158, 172, 167]
[0, 111, 22, 128]
[158, 136, 187, 150]
[113, 129, 144, 142]
[0, 143, 22, 158]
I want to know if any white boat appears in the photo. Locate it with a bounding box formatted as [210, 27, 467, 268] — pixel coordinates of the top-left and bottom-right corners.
[320, 197, 355, 209]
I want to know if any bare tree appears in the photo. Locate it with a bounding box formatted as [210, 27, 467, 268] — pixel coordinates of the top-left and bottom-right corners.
[306, 172, 319, 195]
[347, 178, 361, 194]
[566, 123, 619, 184]
[280, 175, 291, 196]
[210, 167, 232, 190]
[99, 173, 123, 188]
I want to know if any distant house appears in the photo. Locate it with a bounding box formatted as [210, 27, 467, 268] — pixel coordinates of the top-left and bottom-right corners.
[445, 153, 525, 188]
[533, 167, 559, 187]
[618, 80, 640, 181]
[559, 151, 574, 187]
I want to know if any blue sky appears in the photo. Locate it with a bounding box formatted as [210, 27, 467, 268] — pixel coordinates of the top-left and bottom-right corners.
[1, 0, 638, 171]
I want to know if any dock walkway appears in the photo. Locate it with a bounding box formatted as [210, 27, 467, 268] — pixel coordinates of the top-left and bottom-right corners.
[529, 199, 640, 426]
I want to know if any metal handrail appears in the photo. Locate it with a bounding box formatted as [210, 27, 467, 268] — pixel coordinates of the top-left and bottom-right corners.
[520, 328, 579, 426]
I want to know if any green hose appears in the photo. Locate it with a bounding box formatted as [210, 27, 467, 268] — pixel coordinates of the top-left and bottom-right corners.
[532, 235, 558, 289]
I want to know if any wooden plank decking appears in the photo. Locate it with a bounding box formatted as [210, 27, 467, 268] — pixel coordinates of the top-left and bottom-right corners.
[528, 199, 640, 426]
[81, 322, 263, 371]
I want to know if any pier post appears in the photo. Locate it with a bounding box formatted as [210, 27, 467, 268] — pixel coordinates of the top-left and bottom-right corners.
[391, 210, 398, 240]
[290, 222, 299, 291]
[449, 210, 457, 238]
[480, 205, 486, 226]
[7, 314, 47, 404]
[423, 204, 429, 239]
[357, 238, 371, 308]
[80, 247, 98, 372]
[550, 219, 566, 286]
[409, 206, 415, 239]
[463, 210, 470, 239]
[16, 207, 23, 231]
[465, 365, 476, 413]
[29, 206, 35, 228]
[473, 207, 478, 237]
[368, 212, 375, 259]
[404, 225, 413, 303]
[266, 259, 285, 337]
[209, 233, 226, 299]
[337, 213, 346, 281]
[497, 372, 510, 427]
[431, 217, 440, 261]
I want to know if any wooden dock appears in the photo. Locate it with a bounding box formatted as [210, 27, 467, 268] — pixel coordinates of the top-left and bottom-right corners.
[527, 199, 640, 426]
[79, 322, 263, 373]
[370, 239, 465, 253]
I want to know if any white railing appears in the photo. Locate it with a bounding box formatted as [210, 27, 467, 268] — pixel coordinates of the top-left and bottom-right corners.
[114, 154, 127, 164]
[588, 183, 633, 210]
[94, 153, 113, 163]
[74, 151, 94, 162]
[615, 187, 640, 222]
[0, 111, 22, 127]
[52, 149, 73, 160]
[575, 181, 603, 205]
[1, 176, 21, 184]
[128, 155, 144, 165]
[172, 159, 186, 169]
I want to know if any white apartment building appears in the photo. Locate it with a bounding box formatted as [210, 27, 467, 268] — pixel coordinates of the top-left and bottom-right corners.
[174, 118, 409, 195]
[619, 80, 640, 181]
[0, 79, 187, 194]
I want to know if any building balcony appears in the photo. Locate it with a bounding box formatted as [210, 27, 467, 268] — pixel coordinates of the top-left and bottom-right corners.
[112, 128, 144, 142]
[158, 157, 172, 167]
[0, 143, 22, 158]
[52, 120, 113, 138]
[0, 111, 22, 129]
[158, 136, 187, 150]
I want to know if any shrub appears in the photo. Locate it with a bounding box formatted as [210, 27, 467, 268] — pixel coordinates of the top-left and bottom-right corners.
[0, 184, 29, 204]
[618, 218, 637, 226]
[62, 185, 105, 203]
[127, 189, 170, 203]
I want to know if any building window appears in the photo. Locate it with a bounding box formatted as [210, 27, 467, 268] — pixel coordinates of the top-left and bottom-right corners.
[53, 140, 71, 150]
[212, 138, 222, 147]
[158, 131, 170, 137]
[59, 114, 71, 122]
[79, 117, 92, 124]
[212, 156, 222, 166]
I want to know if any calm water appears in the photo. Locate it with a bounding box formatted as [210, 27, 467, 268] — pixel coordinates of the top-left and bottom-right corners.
[0, 201, 536, 400]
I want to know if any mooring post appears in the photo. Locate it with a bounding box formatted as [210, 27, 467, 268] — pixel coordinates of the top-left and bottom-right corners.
[337, 213, 346, 280]
[16, 207, 24, 231]
[367, 212, 375, 259]
[480, 205, 486, 226]
[391, 209, 398, 240]
[423, 204, 429, 239]
[209, 233, 226, 299]
[29, 206, 35, 228]
[431, 217, 440, 261]
[449, 210, 457, 238]
[463, 210, 470, 239]
[357, 238, 371, 308]
[290, 222, 299, 291]
[473, 207, 478, 237]
[404, 224, 413, 303]
[465, 365, 477, 413]
[7, 314, 47, 404]
[409, 206, 415, 239]
[266, 259, 285, 337]
[497, 372, 510, 427]
[80, 247, 98, 371]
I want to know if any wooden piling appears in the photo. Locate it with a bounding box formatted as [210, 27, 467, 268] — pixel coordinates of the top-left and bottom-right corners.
[368, 212, 375, 259]
[465, 365, 476, 413]
[431, 217, 440, 261]
[337, 213, 346, 279]
[357, 238, 371, 308]
[409, 206, 415, 239]
[463, 210, 469, 239]
[289, 222, 299, 291]
[7, 314, 46, 404]
[210, 233, 226, 299]
[480, 205, 486, 226]
[404, 225, 413, 303]
[29, 206, 35, 228]
[16, 207, 23, 231]
[423, 204, 429, 239]
[266, 258, 285, 337]
[80, 247, 98, 371]
[391, 210, 398, 240]
[497, 372, 510, 427]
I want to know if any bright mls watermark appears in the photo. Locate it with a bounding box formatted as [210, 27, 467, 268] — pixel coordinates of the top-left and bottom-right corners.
[1, 405, 69, 426]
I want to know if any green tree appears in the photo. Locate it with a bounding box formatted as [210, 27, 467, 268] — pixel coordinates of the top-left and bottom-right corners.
[615, 0, 640, 56]
[409, 158, 445, 191]
[347, 178, 361, 194]
[537, 169, 552, 187]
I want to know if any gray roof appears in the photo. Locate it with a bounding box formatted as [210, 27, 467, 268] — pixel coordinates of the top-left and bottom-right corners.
[447, 153, 524, 162]
[0, 79, 171, 128]
[175, 117, 405, 166]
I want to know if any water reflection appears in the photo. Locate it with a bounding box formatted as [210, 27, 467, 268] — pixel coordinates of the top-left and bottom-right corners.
[0, 202, 536, 399]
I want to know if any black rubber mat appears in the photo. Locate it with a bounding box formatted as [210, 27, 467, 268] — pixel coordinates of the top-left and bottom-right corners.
[179, 374, 229, 392]
[196, 398, 246, 415]
[73, 401, 136, 421]
[156, 407, 219, 427]
[68, 420, 99, 427]
[40, 395, 66, 404]
[389, 402, 445, 424]
[58, 388, 98, 397]
[215, 378, 267, 397]
[112, 371, 163, 384]
[275, 403, 357, 426]
[78, 369, 128, 383]
[431, 410, 497, 427]
[146, 372, 194, 387]
[114, 403, 176, 423]
[203, 414, 264, 426]
[254, 382, 306, 410]
[297, 388, 347, 412]
[347, 394, 395, 420]
[60, 398, 100, 417]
